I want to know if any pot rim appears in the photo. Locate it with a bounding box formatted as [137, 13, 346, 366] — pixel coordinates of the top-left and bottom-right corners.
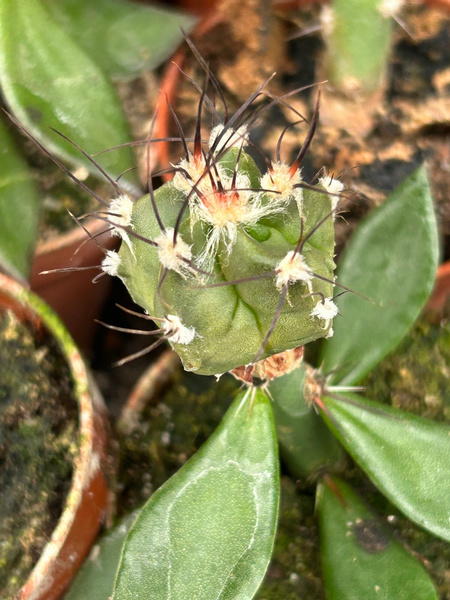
[427, 260, 450, 312]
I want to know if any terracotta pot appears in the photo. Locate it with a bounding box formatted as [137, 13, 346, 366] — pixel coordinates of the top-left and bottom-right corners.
[427, 261, 450, 313]
[0, 273, 110, 600]
[30, 220, 116, 353]
[422, 0, 450, 9]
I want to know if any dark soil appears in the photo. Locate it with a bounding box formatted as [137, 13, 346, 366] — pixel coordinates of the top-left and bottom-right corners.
[290, 4, 450, 260]
[0, 309, 78, 599]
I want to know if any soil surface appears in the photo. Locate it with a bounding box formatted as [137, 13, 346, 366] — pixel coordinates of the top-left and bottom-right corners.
[0, 309, 78, 599]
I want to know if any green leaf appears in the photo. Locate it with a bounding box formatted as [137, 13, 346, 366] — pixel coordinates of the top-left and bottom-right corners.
[113, 389, 279, 600]
[269, 364, 345, 479]
[320, 393, 450, 542]
[0, 0, 141, 196]
[65, 512, 137, 600]
[321, 166, 439, 385]
[43, 0, 196, 79]
[0, 115, 40, 280]
[317, 477, 438, 600]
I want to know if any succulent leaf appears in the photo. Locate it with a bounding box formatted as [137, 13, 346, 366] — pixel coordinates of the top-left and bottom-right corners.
[269, 364, 345, 479]
[0, 115, 40, 280]
[320, 393, 450, 542]
[317, 476, 439, 600]
[112, 388, 279, 600]
[321, 166, 438, 385]
[43, 0, 196, 79]
[0, 0, 140, 195]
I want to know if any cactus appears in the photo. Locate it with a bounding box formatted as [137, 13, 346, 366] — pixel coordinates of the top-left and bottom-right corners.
[103, 98, 339, 376]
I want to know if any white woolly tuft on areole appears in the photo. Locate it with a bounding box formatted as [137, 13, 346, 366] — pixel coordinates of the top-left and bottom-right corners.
[319, 176, 344, 196]
[311, 297, 338, 338]
[172, 153, 227, 196]
[101, 250, 121, 276]
[275, 251, 314, 292]
[155, 228, 193, 278]
[260, 162, 303, 215]
[209, 124, 249, 153]
[163, 315, 196, 345]
[189, 172, 288, 271]
[108, 194, 134, 249]
[310, 297, 338, 323]
[319, 175, 345, 210]
[261, 162, 302, 201]
[378, 0, 404, 18]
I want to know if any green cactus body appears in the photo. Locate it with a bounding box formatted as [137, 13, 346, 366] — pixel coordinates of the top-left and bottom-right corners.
[113, 142, 336, 376]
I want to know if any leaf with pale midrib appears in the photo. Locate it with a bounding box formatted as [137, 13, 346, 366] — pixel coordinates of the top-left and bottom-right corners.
[112, 389, 279, 600]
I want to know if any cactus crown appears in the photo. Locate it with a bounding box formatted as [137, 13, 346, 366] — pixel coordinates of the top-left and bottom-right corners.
[97, 64, 345, 376]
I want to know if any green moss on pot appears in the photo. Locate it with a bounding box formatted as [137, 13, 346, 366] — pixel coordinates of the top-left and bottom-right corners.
[0, 310, 78, 598]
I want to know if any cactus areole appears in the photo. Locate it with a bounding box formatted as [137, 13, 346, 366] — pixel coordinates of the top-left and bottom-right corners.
[110, 122, 337, 376]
